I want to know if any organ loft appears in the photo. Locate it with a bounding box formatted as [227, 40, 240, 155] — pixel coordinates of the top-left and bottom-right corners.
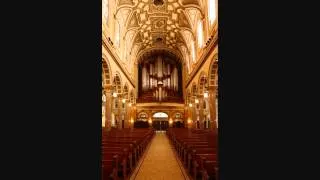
[138, 52, 182, 103]
[102, 0, 218, 179]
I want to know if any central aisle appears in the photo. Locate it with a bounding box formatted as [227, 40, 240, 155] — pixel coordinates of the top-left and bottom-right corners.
[131, 132, 187, 180]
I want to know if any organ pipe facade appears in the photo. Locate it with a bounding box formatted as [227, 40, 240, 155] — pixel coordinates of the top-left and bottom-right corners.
[138, 55, 182, 103]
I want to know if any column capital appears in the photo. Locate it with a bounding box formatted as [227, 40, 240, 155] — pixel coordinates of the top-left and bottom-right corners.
[104, 84, 112, 91]
[208, 85, 217, 91]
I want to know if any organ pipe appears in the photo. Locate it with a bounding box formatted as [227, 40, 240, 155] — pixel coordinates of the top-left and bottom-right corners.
[139, 55, 181, 102]
[149, 64, 153, 88]
[171, 73, 174, 88]
[157, 56, 163, 78]
[155, 58, 157, 77]
[146, 70, 149, 89]
[142, 64, 147, 90]
[163, 62, 166, 76]
[174, 67, 178, 91]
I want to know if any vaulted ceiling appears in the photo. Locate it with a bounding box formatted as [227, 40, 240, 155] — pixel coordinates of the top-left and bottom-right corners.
[115, 0, 203, 63]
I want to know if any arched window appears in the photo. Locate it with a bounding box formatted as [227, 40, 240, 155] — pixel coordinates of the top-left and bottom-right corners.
[186, 54, 191, 73]
[153, 112, 168, 118]
[102, 58, 111, 85]
[209, 60, 218, 86]
[197, 20, 204, 48]
[102, 0, 109, 23]
[208, 0, 217, 26]
[138, 112, 148, 121]
[191, 41, 196, 63]
[115, 21, 120, 47]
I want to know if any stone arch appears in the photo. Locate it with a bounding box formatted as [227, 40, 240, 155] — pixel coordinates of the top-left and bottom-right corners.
[153, 112, 169, 118]
[186, 89, 191, 104]
[198, 71, 208, 95]
[129, 90, 135, 103]
[102, 58, 111, 85]
[123, 83, 129, 99]
[208, 56, 218, 86]
[171, 111, 183, 121]
[191, 82, 197, 97]
[112, 72, 122, 94]
[137, 111, 149, 121]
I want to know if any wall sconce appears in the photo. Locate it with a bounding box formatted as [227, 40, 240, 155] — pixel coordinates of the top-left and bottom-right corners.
[187, 119, 192, 124]
[122, 99, 126, 103]
[169, 119, 173, 124]
[112, 92, 118, 97]
[195, 99, 199, 104]
[189, 103, 193, 107]
[130, 119, 134, 123]
[148, 119, 152, 124]
[203, 91, 208, 98]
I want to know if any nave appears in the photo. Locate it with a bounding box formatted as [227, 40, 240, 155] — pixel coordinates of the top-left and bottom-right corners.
[102, 128, 217, 180]
[102, 0, 218, 179]
[130, 132, 188, 180]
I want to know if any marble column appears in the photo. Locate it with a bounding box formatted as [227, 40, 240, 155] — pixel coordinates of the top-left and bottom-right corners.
[209, 86, 217, 131]
[129, 104, 135, 129]
[125, 103, 131, 128]
[192, 102, 197, 129]
[104, 85, 112, 131]
[117, 98, 121, 129]
[184, 106, 188, 128]
[187, 106, 193, 129]
[198, 96, 204, 129]
[132, 105, 137, 122]
[120, 99, 126, 129]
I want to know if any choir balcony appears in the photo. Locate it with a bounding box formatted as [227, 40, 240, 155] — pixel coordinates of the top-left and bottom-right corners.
[137, 89, 184, 103]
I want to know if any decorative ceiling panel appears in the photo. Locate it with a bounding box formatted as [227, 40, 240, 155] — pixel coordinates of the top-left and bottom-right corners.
[115, 0, 203, 62]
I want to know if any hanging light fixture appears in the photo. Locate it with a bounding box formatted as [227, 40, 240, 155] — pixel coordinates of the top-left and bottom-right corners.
[112, 92, 117, 97]
[195, 99, 199, 104]
[128, 103, 132, 107]
[189, 103, 193, 107]
[122, 99, 126, 103]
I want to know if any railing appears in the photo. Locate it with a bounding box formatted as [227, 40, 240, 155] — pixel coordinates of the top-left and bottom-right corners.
[136, 96, 184, 103]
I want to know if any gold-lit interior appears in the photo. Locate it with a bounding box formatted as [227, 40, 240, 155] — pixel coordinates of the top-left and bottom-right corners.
[102, 0, 218, 179]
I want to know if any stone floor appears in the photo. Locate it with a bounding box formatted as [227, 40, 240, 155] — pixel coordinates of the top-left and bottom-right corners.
[130, 131, 189, 180]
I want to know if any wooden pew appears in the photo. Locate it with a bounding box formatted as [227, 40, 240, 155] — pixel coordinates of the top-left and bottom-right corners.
[167, 128, 218, 180]
[102, 154, 118, 180]
[102, 128, 155, 179]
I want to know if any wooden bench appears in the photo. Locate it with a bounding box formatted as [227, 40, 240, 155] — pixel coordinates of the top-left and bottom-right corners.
[102, 128, 155, 179]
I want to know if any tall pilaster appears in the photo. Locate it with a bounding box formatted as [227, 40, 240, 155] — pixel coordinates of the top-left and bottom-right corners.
[198, 96, 204, 129]
[104, 85, 112, 131]
[209, 86, 217, 131]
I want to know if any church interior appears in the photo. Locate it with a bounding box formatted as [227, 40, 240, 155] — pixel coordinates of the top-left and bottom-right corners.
[102, 0, 218, 179]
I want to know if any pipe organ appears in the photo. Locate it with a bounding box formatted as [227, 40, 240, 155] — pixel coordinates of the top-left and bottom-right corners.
[139, 55, 181, 102]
